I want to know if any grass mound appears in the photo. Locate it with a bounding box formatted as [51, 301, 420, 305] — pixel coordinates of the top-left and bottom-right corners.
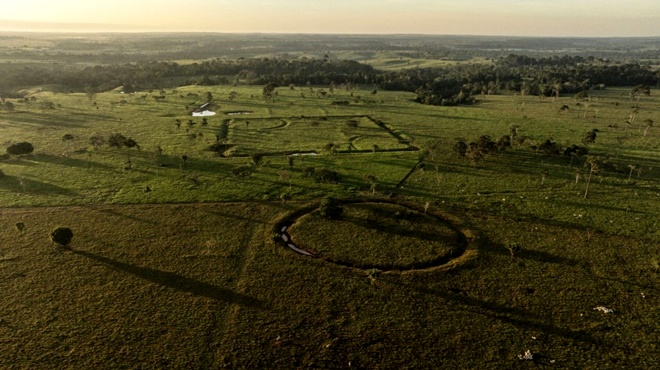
[288, 202, 466, 270]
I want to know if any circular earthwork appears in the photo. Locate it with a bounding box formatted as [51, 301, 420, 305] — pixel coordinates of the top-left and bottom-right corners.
[274, 199, 474, 272]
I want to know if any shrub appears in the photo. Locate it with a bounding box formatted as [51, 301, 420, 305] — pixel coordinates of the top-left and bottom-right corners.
[314, 169, 340, 184]
[319, 197, 343, 219]
[108, 133, 128, 148]
[539, 139, 561, 156]
[476, 135, 496, 154]
[583, 129, 598, 145]
[6, 142, 34, 156]
[563, 144, 589, 157]
[249, 153, 264, 167]
[50, 227, 73, 247]
[453, 140, 468, 157]
[496, 135, 511, 151]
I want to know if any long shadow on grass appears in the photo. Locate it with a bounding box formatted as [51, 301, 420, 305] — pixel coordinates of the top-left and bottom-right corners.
[341, 214, 463, 246]
[0, 175, 78, 196]
[31, 153, 115, 171]
[478, 229, 580, 266]
[71, 249, 267, 309]
[387, 279, 600, 345]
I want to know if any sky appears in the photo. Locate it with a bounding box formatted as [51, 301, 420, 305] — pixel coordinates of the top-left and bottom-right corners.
[1, 0, 658, 37]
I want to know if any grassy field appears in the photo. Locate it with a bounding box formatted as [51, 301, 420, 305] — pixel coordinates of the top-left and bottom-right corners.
[1, 201, 657, 368]
[288, 201, 466, 270]
[1, 82, 659, 368]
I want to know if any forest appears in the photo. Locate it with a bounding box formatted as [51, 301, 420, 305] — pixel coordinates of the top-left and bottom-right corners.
[1, 52, 658, 106]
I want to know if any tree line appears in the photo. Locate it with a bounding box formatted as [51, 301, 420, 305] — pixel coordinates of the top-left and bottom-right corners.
[0, 54, 657, 105]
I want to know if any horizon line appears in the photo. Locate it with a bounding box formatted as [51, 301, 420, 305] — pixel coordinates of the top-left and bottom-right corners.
[1, 29, 659, 39]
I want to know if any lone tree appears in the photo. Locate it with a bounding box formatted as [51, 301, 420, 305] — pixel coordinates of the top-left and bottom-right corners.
[7, 142, 34, 156]
[50, 227, 73, 248]
[262, 82, 277, 103]
[319, 197, 343, 220]
[583, 129, 598, 146]
[583, 156, 600, 199]
[364, 174, 377, 194]
[643, 119, 653, 137]
[631, 85, 651, 108]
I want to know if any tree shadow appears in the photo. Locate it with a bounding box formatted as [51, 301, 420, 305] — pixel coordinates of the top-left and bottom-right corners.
[387, 279, 601, 345]
[31, 153, 115, 171]
[71, 249, 267, 309]
[478, 231, 580, 266]
[0, 175, 78, 196]
[340, 207, 465, 246]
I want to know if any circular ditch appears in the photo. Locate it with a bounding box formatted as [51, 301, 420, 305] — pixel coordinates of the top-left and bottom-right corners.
[275, 200, 472, 272]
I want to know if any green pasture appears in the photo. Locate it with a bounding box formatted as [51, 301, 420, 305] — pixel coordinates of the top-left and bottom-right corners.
[1, 82, 659, 368]
[0, 199, 657, 368]
[226, 115, 409, 156]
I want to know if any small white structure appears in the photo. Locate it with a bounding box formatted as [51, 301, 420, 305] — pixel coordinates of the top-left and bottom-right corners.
[192, 110, 216, 117]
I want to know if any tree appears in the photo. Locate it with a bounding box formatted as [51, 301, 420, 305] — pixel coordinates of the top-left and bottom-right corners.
[50, 227, 73, 248]
[583, 156, 600, 199]
[496, 135, 511, 151]
[563, 144, 588, 166]
[643, 119, 653, 137]
[631, 85, 651, 108]
[108, 133, 139, 166]
[3, 101, 14, 113]
[205, 92, 213, 103]
[364, 174, 377, 194]
[506, 242, 520, 261]
[180, 155, 188, 172]
[319, 197, 343, 219]
[262, 82, 277, 103]
[583, 129, 598, 146]
[84, 85, 97, 101]
[228, 91, 238, 101]
[249, 153, 264, 167]
[7, 142, 34, 156]
[627, 164, 637, 181]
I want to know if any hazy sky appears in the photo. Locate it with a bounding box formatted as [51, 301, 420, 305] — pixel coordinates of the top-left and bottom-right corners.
[1, 0, 658, 36]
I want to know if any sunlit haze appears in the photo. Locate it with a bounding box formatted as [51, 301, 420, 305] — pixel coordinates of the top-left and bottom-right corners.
[1, 0, 659, 36]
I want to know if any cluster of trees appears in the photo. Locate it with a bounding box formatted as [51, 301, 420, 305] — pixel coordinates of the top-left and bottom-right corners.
[453, 135, 511, 164]
[378, 55, 658, 105]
